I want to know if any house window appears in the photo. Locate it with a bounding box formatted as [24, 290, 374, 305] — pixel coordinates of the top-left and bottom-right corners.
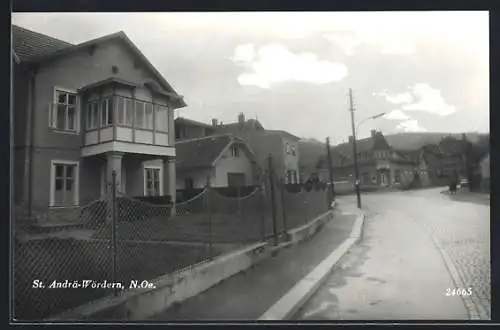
[117, 97, 134, 126]
[156, 105, 169, 131]
[51, 161, 79, 207]
[144, 166, 162, 196]
[100, 98, 114, 127]
[145, 103, 154, 129]
[86, 101, 100, 130]
[394, 170, 401, 183]
[286, 170, 298, 184]
[231, 144, 240, 157]
[184, 178, 194, 189]
[50, 89, 78, 132]
[135, 101, 146, 129]
[285, 143, 296, 156]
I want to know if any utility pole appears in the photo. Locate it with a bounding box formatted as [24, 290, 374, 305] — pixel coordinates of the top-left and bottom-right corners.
[349, 88, 362, 209]
[325, 137, 336, 208]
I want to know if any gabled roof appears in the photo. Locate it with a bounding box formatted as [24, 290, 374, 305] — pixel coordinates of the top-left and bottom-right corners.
[332, 131, 391, 157]
[175, 134, 255, 170]
[78, 77, 139, 93]
[12, 24, 74, 62]
[12, 24, 186, 109]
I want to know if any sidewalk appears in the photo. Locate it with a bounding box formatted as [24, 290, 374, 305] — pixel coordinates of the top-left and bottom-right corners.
[149, 208, 357, 321]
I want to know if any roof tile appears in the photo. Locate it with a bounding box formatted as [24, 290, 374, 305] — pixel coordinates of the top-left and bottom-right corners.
[175, 134, 234, 170]
[12, 25, 74, 62]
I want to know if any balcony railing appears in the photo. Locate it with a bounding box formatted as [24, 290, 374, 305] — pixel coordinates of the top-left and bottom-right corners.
[83, 95, 171, 147]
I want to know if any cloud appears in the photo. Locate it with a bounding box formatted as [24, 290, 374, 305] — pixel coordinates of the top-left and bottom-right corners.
[231, 44, 348, 89]
[383, 110, 411, 120]
[402, 83, 457, 116]
[231, 44, 256, 64]
[375, 83, 457, 116]
[381, 40, 415, 55]
[396, 120, 427, 132]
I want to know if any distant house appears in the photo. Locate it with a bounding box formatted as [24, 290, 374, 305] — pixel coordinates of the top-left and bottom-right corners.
[437, 135, 468, 178]
[317, 130, 418, 188]
[212, 113, 301, 184]
[175, 134, 258, 189]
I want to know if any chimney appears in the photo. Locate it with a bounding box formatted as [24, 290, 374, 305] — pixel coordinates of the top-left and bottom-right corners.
[238, 112, 245, 124]
[371, 130, 377, 138]
[212, 118, 218, 127]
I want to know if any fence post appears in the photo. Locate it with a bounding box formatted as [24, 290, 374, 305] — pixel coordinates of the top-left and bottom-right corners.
[326, 137, 336, 209]
[259, 184, 266, 241]
[205, 179, 213, 259]
[268, 154, 278, 246]
[280, 178, 288, 240]
[111, 170, 118, 296]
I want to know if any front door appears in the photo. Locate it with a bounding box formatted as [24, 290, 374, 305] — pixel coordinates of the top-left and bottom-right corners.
[380, 172, 388, 186]
[145, 168, 161, 196]
[227, 172, 246, 187]
[53, 163, 77, 206]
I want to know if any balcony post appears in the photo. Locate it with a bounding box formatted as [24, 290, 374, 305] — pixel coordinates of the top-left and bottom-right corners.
[105, 151, 123, 223]
[112, 85, 117, 140]
[152, 103, 156, 145]
[163, 157, 176, 214]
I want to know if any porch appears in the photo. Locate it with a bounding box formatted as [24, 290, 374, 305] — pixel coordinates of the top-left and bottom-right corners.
[79, 152, 176, 205]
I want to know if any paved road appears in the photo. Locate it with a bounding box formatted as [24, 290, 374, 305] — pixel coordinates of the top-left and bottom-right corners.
[293, 187, 490, 320]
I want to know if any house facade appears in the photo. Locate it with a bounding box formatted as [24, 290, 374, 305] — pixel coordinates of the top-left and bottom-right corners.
[316, 130, 419, 189]
[172, 113, 301, 184]
[12, 25, 186, 222]
[212, 113, 301, 184]
[175, 134, 258, 189]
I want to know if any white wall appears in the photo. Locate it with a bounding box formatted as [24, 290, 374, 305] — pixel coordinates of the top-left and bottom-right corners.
[213, 145, 255, 187]
[176, 143, 255, 189]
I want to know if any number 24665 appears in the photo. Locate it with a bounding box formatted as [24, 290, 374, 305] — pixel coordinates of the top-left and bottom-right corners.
[446, 288, 472, 296]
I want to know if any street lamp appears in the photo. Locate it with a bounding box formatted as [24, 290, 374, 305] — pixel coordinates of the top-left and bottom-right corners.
[356, 112, 387, 139]
[348, 88, 387, 209]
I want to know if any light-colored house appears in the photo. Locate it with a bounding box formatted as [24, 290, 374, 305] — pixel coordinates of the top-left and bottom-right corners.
[175, 134, 259, 189]
[212, 113, 301, 184]
[12, 25, 186, 222]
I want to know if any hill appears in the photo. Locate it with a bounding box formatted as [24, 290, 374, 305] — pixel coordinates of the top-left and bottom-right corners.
[298, 138, 327, 174]
[383, 132, 487, 151]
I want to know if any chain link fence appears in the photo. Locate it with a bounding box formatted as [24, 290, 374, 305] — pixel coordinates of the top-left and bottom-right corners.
[13, 155, 333, 321]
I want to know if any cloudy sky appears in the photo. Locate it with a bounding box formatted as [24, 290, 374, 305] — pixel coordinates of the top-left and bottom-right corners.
[12, 11, 489, 144]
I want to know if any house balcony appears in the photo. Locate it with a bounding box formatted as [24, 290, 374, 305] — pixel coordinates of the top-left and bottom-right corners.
[80, 94, 175, 158]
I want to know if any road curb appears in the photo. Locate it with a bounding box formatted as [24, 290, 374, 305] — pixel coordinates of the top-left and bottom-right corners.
[426, 231, 489, 320]
[258, 212, 365, 321]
